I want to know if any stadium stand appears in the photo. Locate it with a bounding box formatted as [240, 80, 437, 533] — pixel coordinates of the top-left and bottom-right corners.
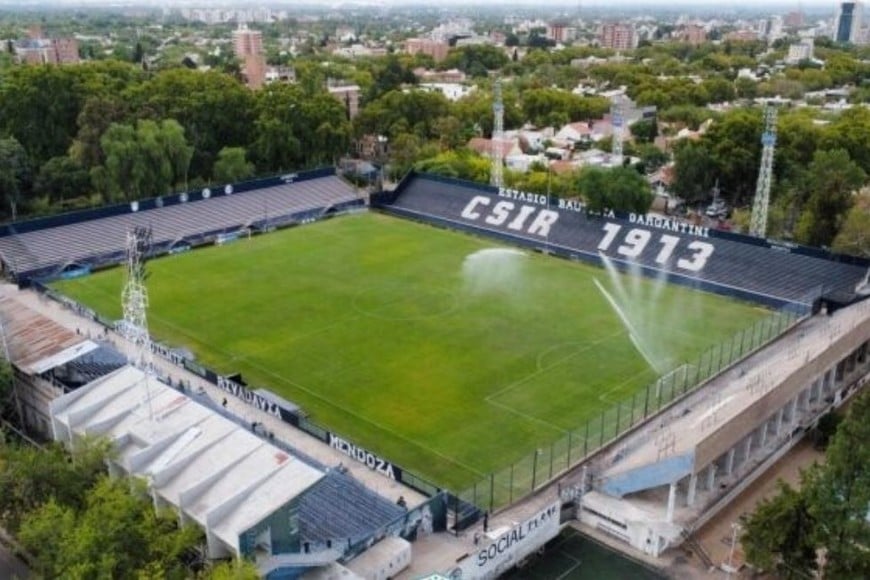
[299, 469, 406, 545]
[0, 171, 360, 280]
[54, 344, 129, 387]
[377, 172, 869, 307]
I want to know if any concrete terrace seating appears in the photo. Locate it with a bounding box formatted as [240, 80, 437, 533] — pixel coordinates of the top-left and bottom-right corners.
[0, 175, 359, 276]
[298, 470, 405, 544]
[386, 174, 868, 305]
[57, 345, 129, 386]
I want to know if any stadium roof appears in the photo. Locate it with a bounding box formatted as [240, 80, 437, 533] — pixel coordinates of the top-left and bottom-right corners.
[50, 365, 325, 558]
[0, 295, 99, 375]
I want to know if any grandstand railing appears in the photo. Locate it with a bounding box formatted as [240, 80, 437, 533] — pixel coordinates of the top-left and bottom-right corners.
[0, 167, 336, 238]
[454, 298, 815, 514]
[17, 199, 364, 284]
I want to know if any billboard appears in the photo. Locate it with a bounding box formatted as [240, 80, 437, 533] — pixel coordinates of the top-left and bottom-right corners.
[447, 502, 561, 579]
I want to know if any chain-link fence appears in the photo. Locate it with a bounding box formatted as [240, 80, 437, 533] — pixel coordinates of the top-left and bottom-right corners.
[457, 304, 809, 513]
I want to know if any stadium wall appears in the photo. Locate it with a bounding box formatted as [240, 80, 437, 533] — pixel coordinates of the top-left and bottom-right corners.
[380, 172, 870, 268]
[374, 172, 869, 309]
[0, 167, 336, 238]
[18, 198, 363, 285]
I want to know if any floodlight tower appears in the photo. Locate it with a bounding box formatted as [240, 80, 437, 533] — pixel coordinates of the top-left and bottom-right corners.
[490, 78, 504, 188]
[611, 100, 624, 166]
[122, 226, 155, 417]
[750, 102, 778, 238]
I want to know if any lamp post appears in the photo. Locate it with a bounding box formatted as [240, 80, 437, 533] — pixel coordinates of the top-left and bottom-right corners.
[725, 521, 742, 579]
[531, 448, 542, 490]
[377, 134, 388, 191]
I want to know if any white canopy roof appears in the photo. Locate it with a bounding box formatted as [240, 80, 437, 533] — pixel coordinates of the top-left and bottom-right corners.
[50, 365, 325, 557]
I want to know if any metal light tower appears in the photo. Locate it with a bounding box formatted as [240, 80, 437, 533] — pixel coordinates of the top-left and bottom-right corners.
[611, 100, 624, 166]
[750, 103, 778, 238]
[122, 226, 152, 361]
[122, 226, 155, 416]
[490, 79, 504, 188]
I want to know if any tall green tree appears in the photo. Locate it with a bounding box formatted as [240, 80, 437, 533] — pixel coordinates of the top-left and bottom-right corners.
[157, 118, 195, 191]
[703, 108, 762, 205]
[213, 147, 254, 184]
[354, 89, 450, 141]
[629, 119, 659, 144]
[0, 66, 85, 167]
[69, 95, 130, 170]
[132, 69, 255, 179]
[576, 166, 653, 214]
[253, 83, 351, 171]
[0, 137, 32, 220]
[804, 392, 870, 578]
[0, 360, 13, 423]
[19, 476, 202, 579]
[34, 155, 91, 205]
[671, 140, 716, 203]
[201, 559, 260, 580]
[741, 481, 819, 579]
[742, 391, 870, 578]
[100, 119, 193, 201]
[414, 149, 490, 183]
[521, 88, 609, 127]
[831, 190, 870, 257]
[0, 437, 110, 533]
[388, 133, 424, 179]
[794, 149, 866, 248]
[0, 62, 143, 168]
[442, 45, 509, 77]
[100, 123, 140, 201]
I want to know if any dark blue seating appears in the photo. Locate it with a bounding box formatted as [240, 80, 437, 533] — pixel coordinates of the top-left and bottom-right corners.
[0, 175, 359, 278]
[298, 470, 405, 544]
[382, 173, 868, 307]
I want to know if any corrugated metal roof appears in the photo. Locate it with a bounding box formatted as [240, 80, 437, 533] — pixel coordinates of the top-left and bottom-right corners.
[0, 296, 98, 375]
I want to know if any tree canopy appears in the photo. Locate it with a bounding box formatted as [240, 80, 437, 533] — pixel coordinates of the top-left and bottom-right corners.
[576, 166, 653, 214]
[742, 391, 870, 578]
[0, 432, 257, 578]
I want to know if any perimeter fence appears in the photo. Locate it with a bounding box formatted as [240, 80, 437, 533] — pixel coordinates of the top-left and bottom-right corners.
[457, 299, 814, 513]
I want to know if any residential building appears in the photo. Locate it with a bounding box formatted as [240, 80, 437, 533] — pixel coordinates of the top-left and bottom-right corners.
[332, 44, 387, 59]
[834, 1, 864, 43]
[725, 29, 759, 42]
[680, 24, 707, 45]
[233, 23, 263, 57]
[546, 21, 573, 44]
[327, 84, 361, 119]
[265, 65, 296, 84]
[418, 83, 473, 101]
[758, 16, 785, 41]
[467, 137, 523, 160]
[600, 23, 637, 51]
[14, 26, 79, 65]
[405, 38, 450, 62]
[785, 38, 814, 64]
[413, 68, 467, 83]
[784, 11, 806, 28]
[232, 24, 265, 89]
[335, 26, 356, 43]
[54, 38, 79, 63]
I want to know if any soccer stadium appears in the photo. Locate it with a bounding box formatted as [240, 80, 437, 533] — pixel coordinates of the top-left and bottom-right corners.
[0, 168, 868, 578]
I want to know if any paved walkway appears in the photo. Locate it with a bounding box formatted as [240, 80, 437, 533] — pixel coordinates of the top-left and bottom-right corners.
[2, 284, 426, 509]
[0, 529, 30, 580]
[0, 544, 28, 580]
[690, 438, 823, 577]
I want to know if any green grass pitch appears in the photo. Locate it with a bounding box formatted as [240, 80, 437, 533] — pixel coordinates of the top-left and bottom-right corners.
[52, 212, 767, 490]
